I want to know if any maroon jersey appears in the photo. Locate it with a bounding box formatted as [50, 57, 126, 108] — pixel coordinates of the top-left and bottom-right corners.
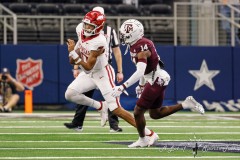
[130, 37, 159, 74]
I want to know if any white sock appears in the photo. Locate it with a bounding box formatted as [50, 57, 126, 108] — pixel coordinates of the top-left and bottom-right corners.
[76, 97, 101, 110]
[181, 100, 188, 109]
[92, 101, 102, 110]
[144, 127, 152, 136]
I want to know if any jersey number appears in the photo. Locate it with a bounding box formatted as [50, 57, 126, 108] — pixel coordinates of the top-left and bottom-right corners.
[140, 44, 148, 51]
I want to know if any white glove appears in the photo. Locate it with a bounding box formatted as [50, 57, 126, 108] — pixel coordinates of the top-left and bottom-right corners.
[135, 85, 144, 98]
[112, 85, 125, 98]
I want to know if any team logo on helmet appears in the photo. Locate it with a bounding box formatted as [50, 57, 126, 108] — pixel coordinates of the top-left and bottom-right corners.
[97, 15, 104, 21]
[16, 57, 43, 90]
[124, 24, 133, 33]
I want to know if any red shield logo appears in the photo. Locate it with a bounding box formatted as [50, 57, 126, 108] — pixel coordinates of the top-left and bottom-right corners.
[16, 58, 43, 90]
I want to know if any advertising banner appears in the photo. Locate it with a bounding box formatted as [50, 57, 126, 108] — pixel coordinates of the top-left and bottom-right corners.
[0, 45, 59, 103]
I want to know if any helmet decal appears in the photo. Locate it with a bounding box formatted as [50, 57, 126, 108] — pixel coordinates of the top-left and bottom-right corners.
[124, 24, 133, 33]
[97, 15, 104, 21]
[119, 19, 144, 45]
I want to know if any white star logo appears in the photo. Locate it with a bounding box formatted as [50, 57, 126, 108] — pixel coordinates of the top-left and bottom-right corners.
[189, 60, 220, 91]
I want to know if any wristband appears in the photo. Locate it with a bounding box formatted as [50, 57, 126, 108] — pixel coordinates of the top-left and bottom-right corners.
[122, 84, 127, 90]
[69, 50, 79, 60]
[75, 58, 82, 64]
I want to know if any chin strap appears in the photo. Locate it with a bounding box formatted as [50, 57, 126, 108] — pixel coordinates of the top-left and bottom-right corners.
[124, 45, 129, 55]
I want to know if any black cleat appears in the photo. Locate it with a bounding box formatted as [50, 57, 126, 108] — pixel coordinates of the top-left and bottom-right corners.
[64, 123, 83, 132]
[110, 127, 123, 132]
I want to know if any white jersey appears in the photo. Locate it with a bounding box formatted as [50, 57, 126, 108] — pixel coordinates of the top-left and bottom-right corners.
[75, 23, 108, 73]
[67, 23, 121, 112]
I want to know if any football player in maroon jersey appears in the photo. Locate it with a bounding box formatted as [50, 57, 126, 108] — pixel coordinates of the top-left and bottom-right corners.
[112, 19, 205, 148]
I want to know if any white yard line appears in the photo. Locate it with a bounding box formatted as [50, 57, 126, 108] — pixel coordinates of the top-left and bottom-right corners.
[0, 121, 239, 123]
[0, 139, 240, 143]
[0, 132, 240, 135]
[0, 147, 239, 150]
[0, 156, 240, 159]
[0, 148, 158, 150]
[0, 113, 239, 119]
[1, 125, 240, 128]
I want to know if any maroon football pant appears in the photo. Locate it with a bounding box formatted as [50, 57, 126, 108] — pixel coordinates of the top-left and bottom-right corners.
[136, 80, 167, 109]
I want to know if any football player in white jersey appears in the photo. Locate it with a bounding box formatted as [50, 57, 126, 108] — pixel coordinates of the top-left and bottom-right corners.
[65, 11, 158, 147]
[64, 6, 124, 132]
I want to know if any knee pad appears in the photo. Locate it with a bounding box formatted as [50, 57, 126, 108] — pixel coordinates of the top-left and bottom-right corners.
[65, 88, 78, 102]
[65, 88, 87, 104]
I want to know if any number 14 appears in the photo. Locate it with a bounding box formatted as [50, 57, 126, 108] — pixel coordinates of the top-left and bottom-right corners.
[140, 44, 148, 51]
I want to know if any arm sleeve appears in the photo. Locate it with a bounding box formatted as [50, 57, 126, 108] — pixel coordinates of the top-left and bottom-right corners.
[139, 76, 146, 86]
[123, 62, 146, 88]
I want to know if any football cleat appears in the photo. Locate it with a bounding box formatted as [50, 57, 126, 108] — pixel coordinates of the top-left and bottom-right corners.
[147, 131, 159, 147]
[182, 96, 205, 115]
[109, 127, 123, 133]
[64, 123, 83, 132]
[128, 137, 149, 148]
[99, 101, 108, 127]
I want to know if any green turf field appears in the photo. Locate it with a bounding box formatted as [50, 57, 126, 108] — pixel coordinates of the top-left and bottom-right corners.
[0, 111, 239, 160]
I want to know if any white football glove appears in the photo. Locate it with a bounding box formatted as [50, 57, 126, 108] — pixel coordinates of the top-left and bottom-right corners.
[112, 85, 125, 98]
[135, 85, 144, 98]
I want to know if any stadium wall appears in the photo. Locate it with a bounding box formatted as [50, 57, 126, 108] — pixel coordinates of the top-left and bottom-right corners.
[0, 45, 239, 111]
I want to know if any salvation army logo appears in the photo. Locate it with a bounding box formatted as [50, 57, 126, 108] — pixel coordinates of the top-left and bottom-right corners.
[16, 58, 43, 90]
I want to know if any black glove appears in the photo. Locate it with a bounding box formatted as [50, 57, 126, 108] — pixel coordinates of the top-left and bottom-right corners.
[159, 59, 165, 69]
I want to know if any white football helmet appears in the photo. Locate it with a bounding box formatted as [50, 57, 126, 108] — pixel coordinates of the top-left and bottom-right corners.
[119, 19, 144, 45]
